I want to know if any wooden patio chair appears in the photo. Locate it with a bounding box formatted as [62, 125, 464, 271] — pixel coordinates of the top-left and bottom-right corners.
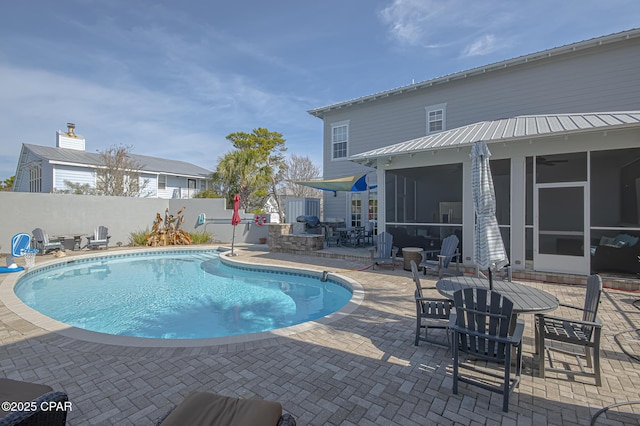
[369, 231, 398, 270]
[450, 287, 524, 413]
[420, 234, 462, 277]
[534, 274, 603, 386]
[85, 226, 111, 250]
[32, 228, 63, 255]
[411, 260, 452, 347]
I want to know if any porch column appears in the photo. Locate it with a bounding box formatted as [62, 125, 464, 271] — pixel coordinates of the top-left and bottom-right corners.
[510, 155, 526, 271]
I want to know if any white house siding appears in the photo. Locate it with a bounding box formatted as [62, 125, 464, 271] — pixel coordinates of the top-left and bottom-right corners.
[53, 165, 95, 192]
[38, 161, 54, 193]
[141, 173, 157, 198]
[319, 36, 640, 226]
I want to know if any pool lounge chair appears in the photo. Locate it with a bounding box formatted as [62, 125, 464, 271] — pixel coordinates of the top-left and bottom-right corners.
[156, 392, 296, 426]
[32, 228, 63, 255]
[0, 378, 68, 426]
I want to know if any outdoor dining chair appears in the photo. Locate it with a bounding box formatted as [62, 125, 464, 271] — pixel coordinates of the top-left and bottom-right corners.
[411, 260, 452, 348]
[534, 274, 603, 386]
[450, 287, 524, 413]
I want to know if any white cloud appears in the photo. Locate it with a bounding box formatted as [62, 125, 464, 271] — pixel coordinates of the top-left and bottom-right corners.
[379, 0, 446, 47]
[378, 0, 515, 55]
[461, 34, 499, 57]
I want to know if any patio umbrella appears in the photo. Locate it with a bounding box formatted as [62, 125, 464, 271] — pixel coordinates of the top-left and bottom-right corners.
[470, 141, 508, 290]
[230, 194, 241, 256]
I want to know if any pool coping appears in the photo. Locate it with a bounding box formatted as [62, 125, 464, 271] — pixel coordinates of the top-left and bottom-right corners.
[0, 246, 364, 348]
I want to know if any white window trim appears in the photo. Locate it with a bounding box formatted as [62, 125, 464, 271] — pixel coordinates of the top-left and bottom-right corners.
[425, 103, 447, 135]
[331, 120, 350, 161]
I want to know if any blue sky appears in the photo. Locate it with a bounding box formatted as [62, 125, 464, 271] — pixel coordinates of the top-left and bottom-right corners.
[1, 0, 638, 180]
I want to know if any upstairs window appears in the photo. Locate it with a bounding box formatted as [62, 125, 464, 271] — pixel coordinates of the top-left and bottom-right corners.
[426, 104, 446, 134]
[331, 121, 349, 160]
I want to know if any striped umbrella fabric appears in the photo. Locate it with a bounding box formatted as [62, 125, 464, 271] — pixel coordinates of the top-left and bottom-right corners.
[470, 141, 508, 289]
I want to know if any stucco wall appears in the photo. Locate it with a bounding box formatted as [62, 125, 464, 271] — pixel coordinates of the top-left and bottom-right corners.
[0, 192, 267, 253]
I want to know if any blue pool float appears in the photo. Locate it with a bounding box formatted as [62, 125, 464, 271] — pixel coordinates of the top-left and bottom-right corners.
[0, 264, 24, 274]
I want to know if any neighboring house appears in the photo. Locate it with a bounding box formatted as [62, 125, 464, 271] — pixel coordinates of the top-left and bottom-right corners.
[308, 28, 640, 276]
[13, 124, 212, 199]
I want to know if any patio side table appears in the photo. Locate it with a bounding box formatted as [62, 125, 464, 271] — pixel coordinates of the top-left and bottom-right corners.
[402, 247, 423, 271]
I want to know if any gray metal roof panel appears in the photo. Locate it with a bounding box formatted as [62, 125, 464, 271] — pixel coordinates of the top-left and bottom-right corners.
[350, 112, 640, 161]
[23, 144, 212, 177]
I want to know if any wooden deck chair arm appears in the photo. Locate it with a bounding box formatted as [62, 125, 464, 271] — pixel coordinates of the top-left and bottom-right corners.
[558, 302, 586, 311]
[415, 296, 452, 303]
[438, 251, 461, 269]
[536, 313, 603, 329]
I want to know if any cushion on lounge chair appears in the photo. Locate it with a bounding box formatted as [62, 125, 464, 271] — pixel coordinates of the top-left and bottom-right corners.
[0, 379, 54, 411]
[158, 392, 283, 426]
[0, 378, 68, 426]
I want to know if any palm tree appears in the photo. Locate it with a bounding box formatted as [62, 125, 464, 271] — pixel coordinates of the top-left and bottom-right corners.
[212, 149, 270, 211]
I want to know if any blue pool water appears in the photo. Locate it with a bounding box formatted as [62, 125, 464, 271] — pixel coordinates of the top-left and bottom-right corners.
[14, 251, 352, 339]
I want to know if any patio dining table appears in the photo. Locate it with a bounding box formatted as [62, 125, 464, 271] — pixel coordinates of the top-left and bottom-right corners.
[436, 275, 559, 316]
[336, 227, 365, 247]
[437, 275, 559, 359]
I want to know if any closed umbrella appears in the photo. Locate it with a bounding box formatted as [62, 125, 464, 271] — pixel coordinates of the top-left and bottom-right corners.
[470, 141, 508, 290]
[230, 194, 241, 256]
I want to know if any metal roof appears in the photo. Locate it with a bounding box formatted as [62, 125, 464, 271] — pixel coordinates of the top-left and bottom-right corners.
[23, 144, 212, 177]
[309, 28, 640, 118]
[349, 112, 640, 162]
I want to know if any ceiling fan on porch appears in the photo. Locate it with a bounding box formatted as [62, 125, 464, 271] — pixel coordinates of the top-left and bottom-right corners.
[537, 156, 569, 167]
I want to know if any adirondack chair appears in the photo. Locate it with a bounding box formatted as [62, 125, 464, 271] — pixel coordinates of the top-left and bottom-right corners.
[85, 226, 110, 250]
[534, 274, 603, 386]
[450, 287, 524, 413]
[411, 260, 452, 347]
[32, 228, 63, 255]
[420, 234, 462, 277]
[369, 231, 398, 270]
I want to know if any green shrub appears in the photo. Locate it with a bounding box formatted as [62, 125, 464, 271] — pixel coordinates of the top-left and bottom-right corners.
[189, 231, 213, 244]
[129, 228, 150, 246]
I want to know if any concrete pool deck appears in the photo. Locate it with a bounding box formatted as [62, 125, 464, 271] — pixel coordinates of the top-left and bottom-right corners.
[1, 246, 639, 424]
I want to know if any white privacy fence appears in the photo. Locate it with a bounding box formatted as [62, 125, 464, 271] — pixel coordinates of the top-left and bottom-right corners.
[0, 192, 267, 253]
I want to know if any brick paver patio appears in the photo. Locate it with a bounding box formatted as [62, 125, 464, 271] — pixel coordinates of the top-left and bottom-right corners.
[1, 247, 639, 425]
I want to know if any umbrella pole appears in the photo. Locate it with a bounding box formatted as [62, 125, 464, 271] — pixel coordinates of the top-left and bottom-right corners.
[230, 225, 237, 256]
[488, 268, 493, 291]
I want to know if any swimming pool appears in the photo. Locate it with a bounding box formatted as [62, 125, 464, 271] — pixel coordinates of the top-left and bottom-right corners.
[10, 249, 357, 343]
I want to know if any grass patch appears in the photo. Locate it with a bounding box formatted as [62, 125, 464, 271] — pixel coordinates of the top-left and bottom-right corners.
[129, 228, 150, 246]
[189, 231, 213, 244]
[128, 229, 212, 246]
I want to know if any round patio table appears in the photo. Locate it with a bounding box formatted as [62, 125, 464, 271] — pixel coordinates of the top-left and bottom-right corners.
[436, 275, 559, 315]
